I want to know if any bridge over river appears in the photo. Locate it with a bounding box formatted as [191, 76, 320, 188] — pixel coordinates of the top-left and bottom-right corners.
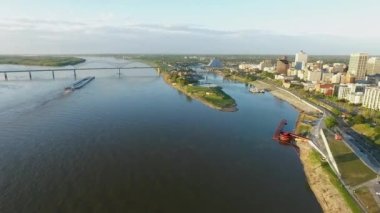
[0, 66, 160, 81]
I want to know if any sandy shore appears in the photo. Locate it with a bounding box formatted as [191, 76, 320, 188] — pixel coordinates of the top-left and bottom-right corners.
[296, 140, 353, 213]
[252, 81, 316, 113]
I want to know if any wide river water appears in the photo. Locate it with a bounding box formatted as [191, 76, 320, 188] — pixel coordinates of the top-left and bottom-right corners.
[0, 57, 321, 212]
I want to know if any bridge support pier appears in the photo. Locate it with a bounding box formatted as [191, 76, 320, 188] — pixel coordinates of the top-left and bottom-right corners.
[29, 72, 32, 80]
[4, 73, 8, 81]
[73, 69, 77, 80]
[52, 71, 55, 80]
[118, 68, 121, 78]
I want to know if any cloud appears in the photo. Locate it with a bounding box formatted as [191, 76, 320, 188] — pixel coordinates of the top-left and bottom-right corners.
[0, 18, 379, 55]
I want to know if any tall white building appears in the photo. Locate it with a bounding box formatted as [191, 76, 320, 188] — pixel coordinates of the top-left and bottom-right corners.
[367, 57, 380, 75]
[295, 50, 308, 70]
[348, 53, 368, 80]
[363, 87, 380, 110]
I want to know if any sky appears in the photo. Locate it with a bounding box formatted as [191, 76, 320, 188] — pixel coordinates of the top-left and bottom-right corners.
[1, 0, 380, 55]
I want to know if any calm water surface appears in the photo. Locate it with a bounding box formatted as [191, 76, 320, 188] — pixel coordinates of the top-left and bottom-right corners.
[0, 57, 321, 212]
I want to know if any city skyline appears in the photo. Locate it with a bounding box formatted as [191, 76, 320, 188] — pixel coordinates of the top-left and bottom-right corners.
[1, 0, 380, 54]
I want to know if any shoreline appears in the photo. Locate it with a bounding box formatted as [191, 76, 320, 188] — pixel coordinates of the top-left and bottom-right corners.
[231, 78, 355, 212]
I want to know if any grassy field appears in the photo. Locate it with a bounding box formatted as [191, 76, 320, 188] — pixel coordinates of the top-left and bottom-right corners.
[185, 85, 236, 109]
[352, 124, 380, 145]
[326, 130, 376, 186]
[309, 150, 363, 213]
[0, 56, 86, 66]
[295, 113, 318, 135]
[355, 186, 380, 213]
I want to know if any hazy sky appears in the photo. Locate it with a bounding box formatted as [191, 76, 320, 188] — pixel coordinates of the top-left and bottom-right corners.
[1, 0, 380, 54]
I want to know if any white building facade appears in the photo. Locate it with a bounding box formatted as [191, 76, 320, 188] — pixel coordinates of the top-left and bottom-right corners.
[363, 87, 380, 110]
[348, 53, 368, 80]
[367, 57, 380, 75]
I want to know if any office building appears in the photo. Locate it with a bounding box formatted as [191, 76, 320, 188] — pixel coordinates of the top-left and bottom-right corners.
[295, 51, 308, 70]
[276, 56, 290, 75]
[348, 53, 368, 80]
[367, 57, 380, 75]
[363, 87, 380, 110]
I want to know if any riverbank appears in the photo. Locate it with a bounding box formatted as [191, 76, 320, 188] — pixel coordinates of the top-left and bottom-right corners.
[227, 76, 359, 212]
[252, 80, 317, 113]
[162, 72, 237, 112]
[0, 56, 86, 66]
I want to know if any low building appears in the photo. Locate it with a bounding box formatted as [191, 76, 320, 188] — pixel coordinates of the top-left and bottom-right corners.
[307, 70, 322, 82]
[322, 72, 333, 83]
[239, 63, 257, 71]
[338, 85, 350, 100]
[331, 73, 343, 84]
[260, 60, 273, 70]
[317, 84, 334, 96]
[366, 74, 380, 86]
[303, 82, 316, 91]
[363, 87, 380, 110]
[297, 70, 306, 80]
[287, 68, 298, 77]
[275, 74, 294, 81]
[348, 92, 364, 104]
[333, 63, 346, 73]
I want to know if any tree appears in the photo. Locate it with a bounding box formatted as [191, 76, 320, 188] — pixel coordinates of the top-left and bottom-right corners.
[351, 115, 365, 125]
[325, 116, 338, 128]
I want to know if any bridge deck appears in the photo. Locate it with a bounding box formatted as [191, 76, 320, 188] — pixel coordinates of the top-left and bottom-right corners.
[0, 67, 157, 73]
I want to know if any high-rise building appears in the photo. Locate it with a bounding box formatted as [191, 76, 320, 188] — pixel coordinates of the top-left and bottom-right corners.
[295, 50, 308, 70]
[276, 56, 290, 75]
[348, 53, 368, 80]
[367, 57, 380, 75]
[363, 87, 380, 110]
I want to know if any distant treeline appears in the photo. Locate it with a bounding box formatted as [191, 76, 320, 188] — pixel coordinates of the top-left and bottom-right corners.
[0, 56, 86, 67]
[131, 54, 352, 65]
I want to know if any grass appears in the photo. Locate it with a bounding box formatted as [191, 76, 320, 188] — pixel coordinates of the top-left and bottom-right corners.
[295, 113, 318, 135]
[352, 124, 380, 145]
[162, 72, 236, 110]
[355, 186, 380, 213]
[308, 150, 363, 213]
[185, 85, 236, 109]
[326, 130, 376, 186]
[0, 56, 86, 66]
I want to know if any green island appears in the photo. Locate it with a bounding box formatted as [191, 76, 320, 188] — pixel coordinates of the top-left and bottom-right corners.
[163, 72, 236, 111]
[135, 56, 237, 112]
[0, 56, 86, 66]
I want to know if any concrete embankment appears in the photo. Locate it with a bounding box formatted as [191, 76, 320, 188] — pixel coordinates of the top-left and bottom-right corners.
[252, 81, 318, 113]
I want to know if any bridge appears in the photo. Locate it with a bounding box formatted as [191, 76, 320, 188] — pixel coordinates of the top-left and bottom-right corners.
[0, 66, 159, 81]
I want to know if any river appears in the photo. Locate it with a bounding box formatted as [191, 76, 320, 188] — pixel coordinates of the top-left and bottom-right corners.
[0, 57, 321, 212]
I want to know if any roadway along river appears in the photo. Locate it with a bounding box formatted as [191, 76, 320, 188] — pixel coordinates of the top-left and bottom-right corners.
[0, 57, 321, 212]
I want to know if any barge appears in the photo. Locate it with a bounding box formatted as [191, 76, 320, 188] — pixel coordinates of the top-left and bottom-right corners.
[65, 76, 95, 92]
